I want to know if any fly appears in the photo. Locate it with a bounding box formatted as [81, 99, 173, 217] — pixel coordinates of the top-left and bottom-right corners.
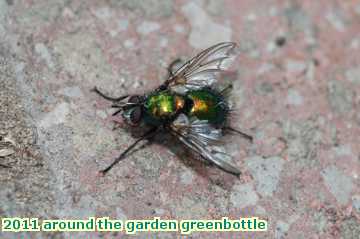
[92, 42, 253, 176]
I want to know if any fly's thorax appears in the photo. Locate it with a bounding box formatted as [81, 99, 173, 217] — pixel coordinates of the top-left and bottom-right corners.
[185, 89, 228, 125]
[143, 91, 185, 125]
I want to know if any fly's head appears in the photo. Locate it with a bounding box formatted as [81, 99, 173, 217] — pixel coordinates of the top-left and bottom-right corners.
[115, 95, 145, 126]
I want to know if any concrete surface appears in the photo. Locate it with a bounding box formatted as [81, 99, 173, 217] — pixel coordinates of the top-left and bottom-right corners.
[0, 0, 359, 238]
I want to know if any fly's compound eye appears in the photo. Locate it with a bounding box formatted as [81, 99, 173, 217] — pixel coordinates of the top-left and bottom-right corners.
[129, 106, 142, 124]
[123, 106, 142, 125]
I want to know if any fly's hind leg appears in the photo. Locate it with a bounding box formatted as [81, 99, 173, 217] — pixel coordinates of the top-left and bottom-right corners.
[167, 58, 183, 78]
[91, 87, 129, 102]
[157, 58, 183, 91]
[99, 127, 158, 175]
[220, 84, 233, 94]
[224, 127, 253, 142]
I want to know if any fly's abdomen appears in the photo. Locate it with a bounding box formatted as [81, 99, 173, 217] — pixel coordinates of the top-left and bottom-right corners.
[186, 89, 228, 125]
[144, 91, 185, 125]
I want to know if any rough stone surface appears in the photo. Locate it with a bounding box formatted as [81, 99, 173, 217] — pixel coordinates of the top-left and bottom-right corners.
[340, 217, 360, 239]
[118, 0, 174, 18]
[275, 220, 290, 239]
[353, 195, 360, 213]
[327, 80, 354, 115]
[321, 165, 353, 205]
[245, 156, 285, 197]
[0, 0, 359, 238]
[181, 2, 232, 49]
[287, 89, 303, 106]
[230, 183, 259, 209]
[136, 21, 160, 36]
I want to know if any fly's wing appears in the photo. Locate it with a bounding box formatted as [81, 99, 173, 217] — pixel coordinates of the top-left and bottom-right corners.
[169, 114, 241, 175]
[168, 42, 238, 92]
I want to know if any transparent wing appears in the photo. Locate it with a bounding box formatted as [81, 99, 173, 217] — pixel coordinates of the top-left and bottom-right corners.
[168, 42, 238, 92]
[169, 114, 241, 175]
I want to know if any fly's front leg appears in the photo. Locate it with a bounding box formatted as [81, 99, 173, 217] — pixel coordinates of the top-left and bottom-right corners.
[91, 87, 129, 102]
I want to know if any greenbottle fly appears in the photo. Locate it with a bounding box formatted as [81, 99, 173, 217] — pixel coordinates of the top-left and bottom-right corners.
[92, 42, 253, 176]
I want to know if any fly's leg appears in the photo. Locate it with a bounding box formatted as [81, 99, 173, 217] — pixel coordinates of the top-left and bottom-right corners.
[91, 87, 129, 102]
[156, 59, 183, 91]
[110, 104, 124, 116]
[99, 127, 158, 175]
[167, 58, 183, 78]
[220, 84, 233, 94]
[222, 83, 252, 142]
[0, 163, 11, 168]
[225, 127, 253, 142]
[112, 109, 122, 116]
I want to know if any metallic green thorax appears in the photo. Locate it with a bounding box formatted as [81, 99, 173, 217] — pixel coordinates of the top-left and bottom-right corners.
[187, 89, 227, 125]
[144, 89, 228, 126]
[144, 91, 179, 125]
